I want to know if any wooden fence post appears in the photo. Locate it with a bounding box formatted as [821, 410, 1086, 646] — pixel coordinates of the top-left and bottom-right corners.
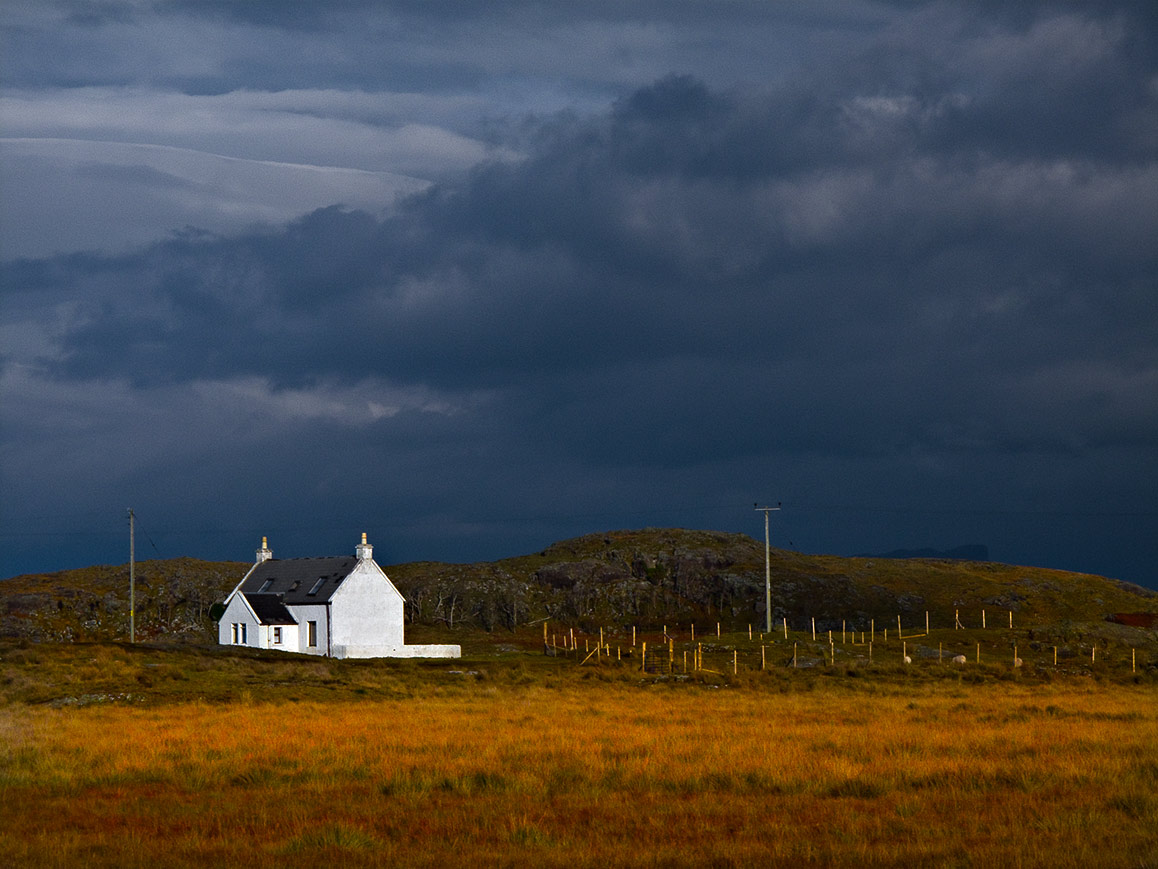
[761, 645, 766, 671]
[748, 624, 752, 641]
[811, 617, 816, 641]
[641, 641, 647, 673]
[632, 626, 636, 647]
[982, 610, 986, 629]
[793, 642, 797, 668]
[897, 614, 902, 639]
[733, 649, 737, 674]
[976, 642, 980, 664]
[871, 619, 875, 641]
[717, 622, 721, 637]
[783, 618, 788, 639]
[691, 623, 695, 642]
[1009, 610, 1013, 629]
[842, 620, 846, 643]
[1054, 646, 1058, 666]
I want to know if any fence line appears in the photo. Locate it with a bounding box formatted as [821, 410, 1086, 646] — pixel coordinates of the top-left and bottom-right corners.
[539, 618, 1149, 675]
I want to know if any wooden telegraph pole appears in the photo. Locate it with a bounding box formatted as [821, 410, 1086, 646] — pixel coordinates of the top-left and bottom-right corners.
[754, 503, 781, 634]
[127, 508, 135, 644]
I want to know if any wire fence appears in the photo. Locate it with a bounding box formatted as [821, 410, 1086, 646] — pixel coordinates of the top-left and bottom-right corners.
[541, 613, 1151, 677]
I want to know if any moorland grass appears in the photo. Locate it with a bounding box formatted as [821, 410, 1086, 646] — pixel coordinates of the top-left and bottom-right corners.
[1, 642, 1157, 867]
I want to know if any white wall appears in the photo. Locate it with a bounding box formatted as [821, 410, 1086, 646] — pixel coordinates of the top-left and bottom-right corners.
[266, 623, 299, 650]
[288, 603, 330, 656]
[218, 595, 260, 648]
[328, 560, 405, 651]
[334, 643, 461, 659]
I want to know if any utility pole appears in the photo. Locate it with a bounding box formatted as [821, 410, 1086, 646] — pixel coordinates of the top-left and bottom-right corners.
[754, 503, 781, 634]
[128, 508, 135, 644]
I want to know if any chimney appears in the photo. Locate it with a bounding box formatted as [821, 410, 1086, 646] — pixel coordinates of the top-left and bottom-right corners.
[256, 536, 273, 563]
[356, 532, 373, 561]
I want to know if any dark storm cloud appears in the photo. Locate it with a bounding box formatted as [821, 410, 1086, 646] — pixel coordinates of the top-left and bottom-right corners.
[19, 56, 1158, 459]
[2, 2, 1156, 583]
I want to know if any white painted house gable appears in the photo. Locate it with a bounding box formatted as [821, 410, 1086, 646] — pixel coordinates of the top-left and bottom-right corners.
[218, 534, 459, 659]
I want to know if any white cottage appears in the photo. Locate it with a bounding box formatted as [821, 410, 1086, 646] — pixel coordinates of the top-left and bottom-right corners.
[217, 534, 460, 659]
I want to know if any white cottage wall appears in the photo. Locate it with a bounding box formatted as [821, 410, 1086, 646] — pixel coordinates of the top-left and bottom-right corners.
[328, 560, 406, 657]
[267, 623, 300, 650]
[218, 595, 261, 648]
[288, 603, 331, 656]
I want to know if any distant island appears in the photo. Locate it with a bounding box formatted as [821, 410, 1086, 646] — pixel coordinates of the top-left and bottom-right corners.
[855, 544, 989, 561]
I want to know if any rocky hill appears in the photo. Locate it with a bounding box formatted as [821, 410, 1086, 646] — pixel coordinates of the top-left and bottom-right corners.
[2, 528, 1155, 645]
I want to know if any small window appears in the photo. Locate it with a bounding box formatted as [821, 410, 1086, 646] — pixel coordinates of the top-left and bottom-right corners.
[289, 580, 301, 593]
[258, 578, 274, 592]
[237, 623, 247, 644]
[273, 626, 282, 645]
[307, 577, 326, 596]
[231, 623, 238, 644]
[308, 620, 318, 647]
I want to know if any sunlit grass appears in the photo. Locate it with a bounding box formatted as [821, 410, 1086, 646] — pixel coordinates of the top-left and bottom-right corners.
[2, 678, 1156, 867]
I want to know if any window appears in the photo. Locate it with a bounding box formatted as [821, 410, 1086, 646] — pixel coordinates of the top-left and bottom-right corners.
[240, 623, 247, 644]
[307, 577, 326, 596]
[231, 623, 238, 644]
[308, 620, 318, 647]
[258, 579, 274, 592]
[273, 626, 282, 645]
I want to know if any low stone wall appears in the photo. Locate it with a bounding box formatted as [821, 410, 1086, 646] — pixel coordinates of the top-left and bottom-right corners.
[333, 643, 461, 659]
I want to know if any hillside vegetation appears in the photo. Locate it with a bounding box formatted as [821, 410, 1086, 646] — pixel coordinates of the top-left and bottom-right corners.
[2, 528, 1154, 650]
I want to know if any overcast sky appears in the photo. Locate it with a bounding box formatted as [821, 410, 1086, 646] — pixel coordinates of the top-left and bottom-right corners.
[2, 1, 1156, 587]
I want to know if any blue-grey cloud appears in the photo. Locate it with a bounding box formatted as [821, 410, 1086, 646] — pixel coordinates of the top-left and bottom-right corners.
[1, 2, 1156, 586]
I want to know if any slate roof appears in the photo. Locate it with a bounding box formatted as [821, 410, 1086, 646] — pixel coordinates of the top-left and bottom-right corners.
[243, 593, 298, 625]
[238, 557, 357, 605]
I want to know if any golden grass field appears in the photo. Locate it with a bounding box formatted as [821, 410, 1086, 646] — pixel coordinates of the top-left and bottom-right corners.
[2, 657, 1157, 868]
